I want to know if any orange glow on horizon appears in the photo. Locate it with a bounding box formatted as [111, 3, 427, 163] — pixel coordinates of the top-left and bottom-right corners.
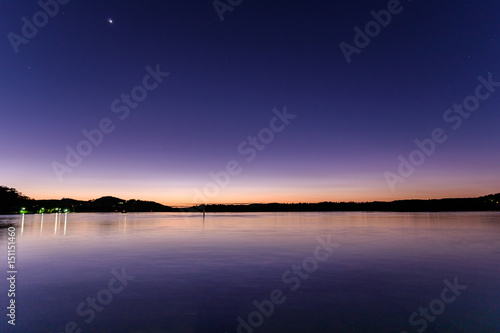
[23, 184, 499, 208]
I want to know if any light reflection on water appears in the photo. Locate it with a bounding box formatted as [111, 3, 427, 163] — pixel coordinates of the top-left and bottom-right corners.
[0, 212, 499, 332]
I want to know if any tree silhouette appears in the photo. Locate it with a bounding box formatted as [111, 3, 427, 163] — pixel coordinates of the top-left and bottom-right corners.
[0, 186, 31, 214]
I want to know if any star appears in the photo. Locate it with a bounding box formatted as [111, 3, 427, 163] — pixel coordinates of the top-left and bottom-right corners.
[108, 18, 113, 24]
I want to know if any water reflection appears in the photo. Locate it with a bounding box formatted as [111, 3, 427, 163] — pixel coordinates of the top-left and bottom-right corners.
[0, 212, 498, 332]
[21, 212, 138, 237]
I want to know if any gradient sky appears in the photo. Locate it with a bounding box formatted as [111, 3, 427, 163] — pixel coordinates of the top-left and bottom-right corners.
[1, 0, 499, 206]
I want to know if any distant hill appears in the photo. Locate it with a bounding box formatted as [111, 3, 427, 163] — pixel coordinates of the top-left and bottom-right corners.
[1, 185, 499, 213]
[0, 186, 176, 213]
[193, 193, 500, 212]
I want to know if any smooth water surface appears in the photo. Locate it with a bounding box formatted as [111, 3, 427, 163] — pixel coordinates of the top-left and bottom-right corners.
[1, 212, 499, 332]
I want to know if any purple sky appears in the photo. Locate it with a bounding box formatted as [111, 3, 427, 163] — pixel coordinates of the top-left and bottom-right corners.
[1, 0, 499, 205]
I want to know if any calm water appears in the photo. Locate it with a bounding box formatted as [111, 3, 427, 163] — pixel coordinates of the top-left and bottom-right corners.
[1, 212, 499, 333]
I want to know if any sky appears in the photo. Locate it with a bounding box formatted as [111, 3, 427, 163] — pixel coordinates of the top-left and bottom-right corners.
[1, 0, 499, 206]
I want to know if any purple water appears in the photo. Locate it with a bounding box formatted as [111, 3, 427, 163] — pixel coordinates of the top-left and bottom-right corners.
[1, 212, 499, 332]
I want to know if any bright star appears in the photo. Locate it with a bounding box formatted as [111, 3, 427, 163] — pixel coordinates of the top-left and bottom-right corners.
[108, 18, 113, 24]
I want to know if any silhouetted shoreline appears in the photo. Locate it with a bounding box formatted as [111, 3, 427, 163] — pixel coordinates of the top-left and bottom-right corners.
[190, 195, 500, 213]
[1, 186, 499, 214]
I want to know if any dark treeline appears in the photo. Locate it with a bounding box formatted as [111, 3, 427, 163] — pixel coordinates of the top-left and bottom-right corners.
[0, 186, 176, 214]
[34, 196, 177, 213]
[194, 194, 500, 212]
[1, 185, 499, 214]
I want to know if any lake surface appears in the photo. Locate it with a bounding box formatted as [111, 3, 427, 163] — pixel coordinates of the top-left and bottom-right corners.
[1, 212, 499, 332]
